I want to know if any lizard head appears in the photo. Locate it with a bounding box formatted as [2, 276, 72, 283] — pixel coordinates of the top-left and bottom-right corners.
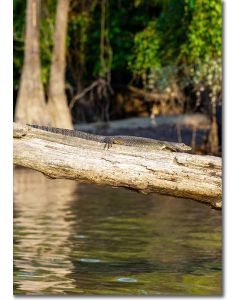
[179, 143, 192, 152]
[111, 137, 125, 145]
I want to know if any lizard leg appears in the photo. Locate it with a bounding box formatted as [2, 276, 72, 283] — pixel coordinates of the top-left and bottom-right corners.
[103, 137, 113, 150]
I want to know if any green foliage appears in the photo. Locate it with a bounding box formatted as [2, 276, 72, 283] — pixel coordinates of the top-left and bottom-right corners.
[128, 21, 161, 79]
[13, 0, 26, 89]
[181, 0, 222, 61]
[156, 0, 187, 63]
[128, 0, 187, 90]
[128, 0, 222, 103]
[14, 0, 222, 110]
[150, 65, 179, 92]
[182, 57, 222, 102]
[67, 8, 93, 84]
[180, 0, 222, 102]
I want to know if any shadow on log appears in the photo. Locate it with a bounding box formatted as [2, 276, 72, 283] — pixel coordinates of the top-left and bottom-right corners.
[13, 122, 222, 209]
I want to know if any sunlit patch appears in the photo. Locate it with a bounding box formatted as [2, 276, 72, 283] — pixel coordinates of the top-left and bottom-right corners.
[79, 258, 102, 263]
[116, 277, 138, 283]
[74, 235, 86, 239]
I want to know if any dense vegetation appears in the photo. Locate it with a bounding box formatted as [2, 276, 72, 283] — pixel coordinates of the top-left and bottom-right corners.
[14, 0, 222, 122]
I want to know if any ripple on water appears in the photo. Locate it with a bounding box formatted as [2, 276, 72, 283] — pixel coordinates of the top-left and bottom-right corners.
[14, 170, 222, 295]
[79, 258, 102, 263]
[74, 235, 87, 239]
[116, 277, 138, 283]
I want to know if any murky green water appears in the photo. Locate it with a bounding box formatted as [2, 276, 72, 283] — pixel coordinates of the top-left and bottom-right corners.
[14, 168, 222, 295]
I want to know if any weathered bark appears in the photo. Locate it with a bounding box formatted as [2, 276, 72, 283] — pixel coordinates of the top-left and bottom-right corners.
[48, 0, 73, 129]
[15, 0, 50, 125]
[13, 123, 222, 209]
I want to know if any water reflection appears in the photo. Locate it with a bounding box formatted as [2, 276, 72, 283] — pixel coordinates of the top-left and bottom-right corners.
[14, 167, 77, 294]
[14, 167, 222, 295]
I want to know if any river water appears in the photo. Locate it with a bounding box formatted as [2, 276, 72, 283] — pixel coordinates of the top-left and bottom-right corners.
[14, 168, 222, 295]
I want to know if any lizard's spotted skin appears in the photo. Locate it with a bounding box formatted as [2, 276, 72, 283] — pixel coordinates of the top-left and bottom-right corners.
[28, 124, 191, 153]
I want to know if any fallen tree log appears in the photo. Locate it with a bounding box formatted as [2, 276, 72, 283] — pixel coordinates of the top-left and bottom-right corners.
[13, 123, 222, 209]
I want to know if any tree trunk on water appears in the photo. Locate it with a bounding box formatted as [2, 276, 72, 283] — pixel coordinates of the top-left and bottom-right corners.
[48, 0, 73, 129]
[13, 123, 222, 210]
[15, 0, 50, 125]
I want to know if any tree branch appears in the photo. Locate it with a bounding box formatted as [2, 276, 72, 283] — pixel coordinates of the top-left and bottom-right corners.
[13, 123, 222, 209]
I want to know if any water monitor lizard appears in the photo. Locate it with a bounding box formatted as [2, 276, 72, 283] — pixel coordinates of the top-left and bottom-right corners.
[28, 124, 191, 152]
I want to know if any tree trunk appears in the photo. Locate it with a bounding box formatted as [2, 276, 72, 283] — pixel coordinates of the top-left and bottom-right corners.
[209, 100, 219, 155]
[15, 0, 50, 125]
[13, 123, 222, 209]
[48, 0, 73, 129]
